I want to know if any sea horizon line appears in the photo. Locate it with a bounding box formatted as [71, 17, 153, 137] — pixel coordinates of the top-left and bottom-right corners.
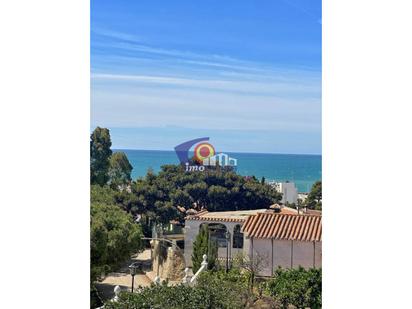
[112, 148, 322, 157]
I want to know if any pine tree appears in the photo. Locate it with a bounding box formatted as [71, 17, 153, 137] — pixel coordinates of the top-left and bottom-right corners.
[90, 127, 112, 185]
[191, 224, 217, 272]
[108, 151, 133, 188]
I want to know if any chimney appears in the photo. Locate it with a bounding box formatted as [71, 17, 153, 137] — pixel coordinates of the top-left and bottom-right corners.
[269, 203, 282, 213]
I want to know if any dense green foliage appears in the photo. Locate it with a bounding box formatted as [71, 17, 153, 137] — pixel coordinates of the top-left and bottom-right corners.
[192, 225, 218, 272]
[103, 268, 322, 308]
[90, 184, 117, 205]
[130, 164, 282, 225]
[108, 151, 133, 188]
[104, 270, 250, 309]
[90, 286, 104, 309]
[90, 127, 112, 185]
[198, 268, 250, 291]
[306, 181, 322, 210]
[90, 202, 143, 282]
[89, 164, 282, 240]
[90, 127, 281, 231]
[265, 267, 322, 309]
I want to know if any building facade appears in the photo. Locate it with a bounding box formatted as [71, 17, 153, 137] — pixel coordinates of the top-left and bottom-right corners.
[184, 207, 321, 276]
[273, 182, 299, 204]
[242, 212, 322, 276]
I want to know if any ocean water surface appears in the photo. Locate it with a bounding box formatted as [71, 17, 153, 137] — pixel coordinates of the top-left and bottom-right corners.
[115, 149, 321, 193]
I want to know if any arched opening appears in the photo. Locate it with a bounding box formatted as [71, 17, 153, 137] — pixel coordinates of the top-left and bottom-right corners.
[199, 223, 208, 233]
[233, 224, 243, 249]
[208, 223, 228, 248]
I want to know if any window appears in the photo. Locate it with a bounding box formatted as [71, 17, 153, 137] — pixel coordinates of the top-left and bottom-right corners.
[233, 224, 243, 248]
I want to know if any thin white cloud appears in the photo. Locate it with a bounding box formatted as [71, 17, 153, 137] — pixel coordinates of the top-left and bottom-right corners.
[92, 28, 320, 76]
[91, 73, 320, 97]
[91, 27, 321, 151]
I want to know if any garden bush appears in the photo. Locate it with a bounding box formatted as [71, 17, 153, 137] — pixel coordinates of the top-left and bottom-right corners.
[265, 267, 322, 309]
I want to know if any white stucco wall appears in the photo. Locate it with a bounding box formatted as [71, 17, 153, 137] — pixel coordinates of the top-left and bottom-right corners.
[273, 240, 293, 270]
[292, 241, 315, 268]
[184, 220, 202, 268]
[250, 238, 272, 276]
[248, 238, 322, 276]
[314, 241, 322, 268]
[243, 236, 252, 256]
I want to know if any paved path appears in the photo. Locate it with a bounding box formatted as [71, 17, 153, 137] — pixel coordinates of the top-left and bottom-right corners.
[95, 249, 153, 300]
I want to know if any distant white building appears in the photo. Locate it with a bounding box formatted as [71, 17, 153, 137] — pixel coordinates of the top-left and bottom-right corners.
[273, 182, 298, 204]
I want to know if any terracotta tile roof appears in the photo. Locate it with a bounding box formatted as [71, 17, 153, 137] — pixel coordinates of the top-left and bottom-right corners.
[242, 213, 322, 241]
[185, 209, 267, 223]
[185, 214, 246, 223]
[304, 209, 322, 216]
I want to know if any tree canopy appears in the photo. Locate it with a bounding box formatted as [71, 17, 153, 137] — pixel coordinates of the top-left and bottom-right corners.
[129, 164, 282, 226]
[90, 127, 112, 185]
[90, 202, 143, 282]
[108, 151, 133, 188]
[306, 180, 322, 210]
[90, 127, 282, 229]
[103, 267, 322, 309]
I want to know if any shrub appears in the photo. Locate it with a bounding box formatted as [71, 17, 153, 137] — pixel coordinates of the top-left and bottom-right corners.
[104, 280, 245, 309]
[265, 267, 322, 309]
[91, 202, 143, 282]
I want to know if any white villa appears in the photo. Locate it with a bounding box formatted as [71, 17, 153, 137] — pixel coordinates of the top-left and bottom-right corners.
[184, 206, 321, 276]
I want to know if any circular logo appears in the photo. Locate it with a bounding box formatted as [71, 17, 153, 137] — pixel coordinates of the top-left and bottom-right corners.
[194, 142, 215, 163]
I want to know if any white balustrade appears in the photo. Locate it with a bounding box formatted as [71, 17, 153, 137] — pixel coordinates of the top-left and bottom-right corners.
[183, 254, 208, 285]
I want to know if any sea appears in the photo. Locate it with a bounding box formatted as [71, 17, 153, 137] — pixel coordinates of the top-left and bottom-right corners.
[115, 149, 321, 193]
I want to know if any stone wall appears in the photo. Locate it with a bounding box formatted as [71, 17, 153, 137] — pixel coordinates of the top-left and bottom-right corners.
[152, 240, 185, 281]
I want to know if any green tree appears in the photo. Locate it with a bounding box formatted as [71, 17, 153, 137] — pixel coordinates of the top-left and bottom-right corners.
[192, 224, 218, 272]
[90, 184, 117, 205]
[108, 151, 133, 188]
[90, 202, 143, 282]
[130, 164, 282, 226]
[90, 127, 112, 185]
[265, 267, 322, 309]
[306, 180, 322, 210]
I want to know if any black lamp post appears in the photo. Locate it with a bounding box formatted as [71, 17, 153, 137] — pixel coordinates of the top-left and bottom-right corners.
[128, 262, 139, 293]
[225, 231, 230, 273]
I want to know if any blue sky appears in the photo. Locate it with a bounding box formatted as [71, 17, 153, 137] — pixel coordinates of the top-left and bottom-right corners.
[91, 0, 321, 154]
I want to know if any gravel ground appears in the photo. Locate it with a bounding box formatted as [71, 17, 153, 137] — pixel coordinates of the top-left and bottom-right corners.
[95, 249, 153, 300]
